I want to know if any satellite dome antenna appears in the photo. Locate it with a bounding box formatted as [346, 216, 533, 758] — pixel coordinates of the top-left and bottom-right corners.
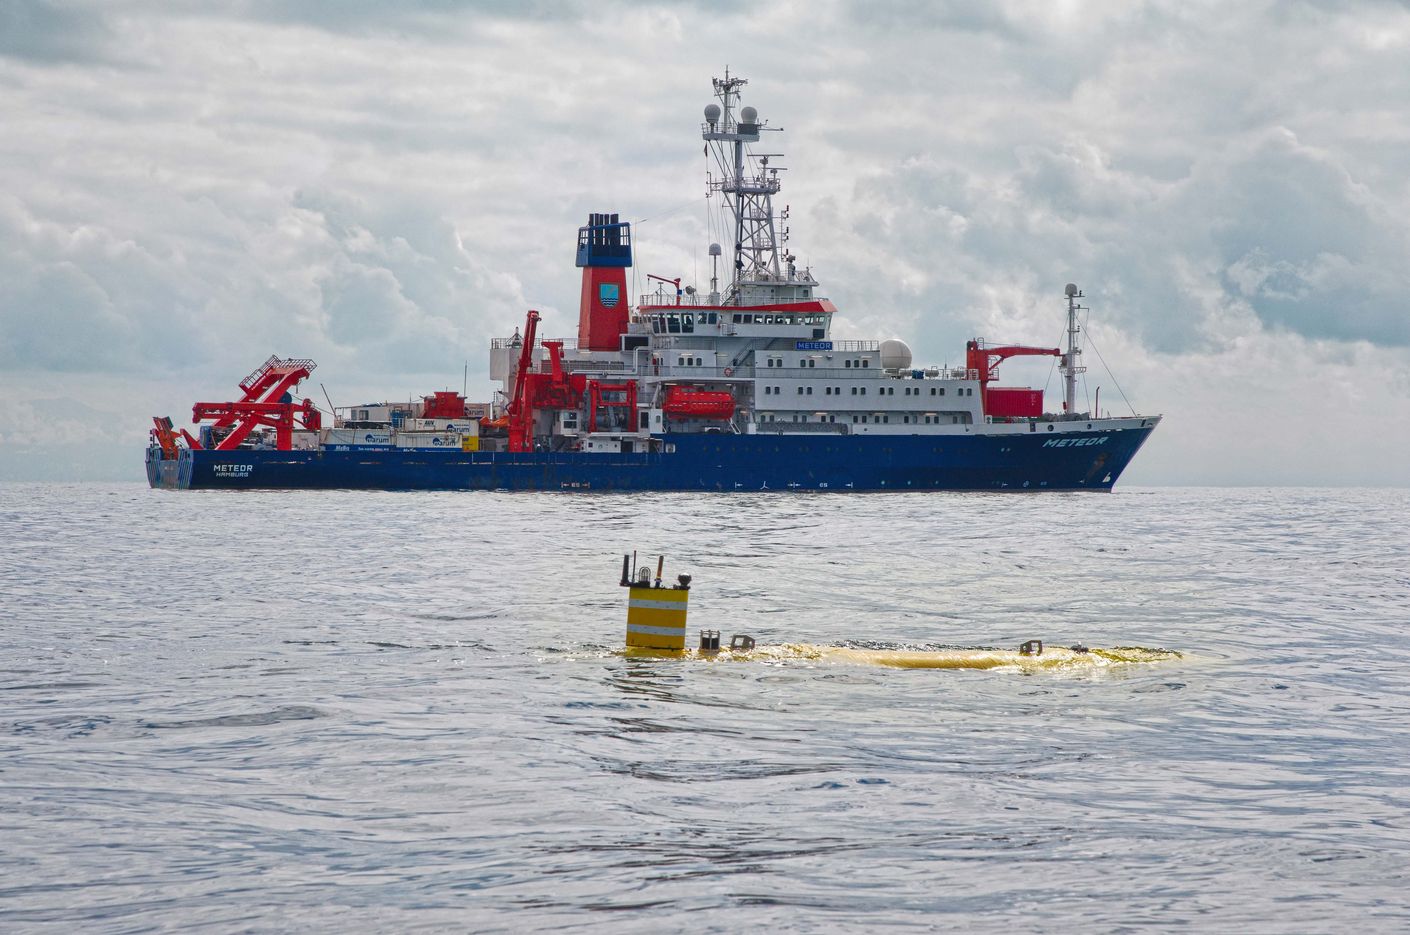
[704, 103, 721, 128]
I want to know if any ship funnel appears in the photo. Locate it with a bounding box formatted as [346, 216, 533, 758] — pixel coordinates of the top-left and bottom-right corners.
[576, 212, 633, 352]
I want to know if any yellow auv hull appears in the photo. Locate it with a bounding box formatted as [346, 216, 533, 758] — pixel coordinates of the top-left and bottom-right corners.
[623, 643, 1181, 670]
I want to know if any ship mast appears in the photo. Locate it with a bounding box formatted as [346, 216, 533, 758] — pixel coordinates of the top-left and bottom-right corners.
[1062, 283, 1087, 417]
[702, 70, 783, 299]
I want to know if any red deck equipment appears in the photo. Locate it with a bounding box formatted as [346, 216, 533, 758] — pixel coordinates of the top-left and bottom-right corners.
[422, 391, 467, 420]
[663, 386, 734, 421]
[587, 380, 639, 434]
[191, 356, 321, 451]
[505, 311, 587, 452]
[965, 340, 1060, 419]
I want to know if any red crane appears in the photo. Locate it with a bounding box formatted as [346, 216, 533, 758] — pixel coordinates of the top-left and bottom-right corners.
[646, 273, 683, 306]
[504, 310, 588, 452]
[965, 340, 1060, 419]
[191, 356, 321, 450]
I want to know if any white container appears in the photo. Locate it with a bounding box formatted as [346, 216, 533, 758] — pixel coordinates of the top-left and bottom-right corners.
[407, 418, 479, 435]
[394, 432, 460, 449]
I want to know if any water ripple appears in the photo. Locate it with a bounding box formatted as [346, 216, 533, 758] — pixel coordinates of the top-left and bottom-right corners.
[1, 483, 1408, 932]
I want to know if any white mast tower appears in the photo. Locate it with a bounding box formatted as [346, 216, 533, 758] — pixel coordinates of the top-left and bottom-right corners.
[702, 70, 815, 306]
[1062, 283, 1087, 417]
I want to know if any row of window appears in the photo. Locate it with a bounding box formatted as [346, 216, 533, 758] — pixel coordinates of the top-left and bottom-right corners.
[760, 381, 975, 398]
[757, 413, 967, 425]
[842, 359, 871, 369]
[733, 313, 827, 325]
[650, 312, 720, 334]
[644, 311, 825, 331]
[763, 385, 976, 399]
[763, 357, 819, 368]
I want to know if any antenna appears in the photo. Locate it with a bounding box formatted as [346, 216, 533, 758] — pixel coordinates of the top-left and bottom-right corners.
[703, 71, 783, 297]
[1062, 284, 1087, 418]
[708, 242, 722, 303]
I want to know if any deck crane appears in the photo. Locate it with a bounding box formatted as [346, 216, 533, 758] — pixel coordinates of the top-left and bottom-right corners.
[965, 340, 1062, 419]
[504, 310, 542, 452]
[503, 310, 589, 452]
[645, 273, 683, 306]
[190, 356, 321, 450]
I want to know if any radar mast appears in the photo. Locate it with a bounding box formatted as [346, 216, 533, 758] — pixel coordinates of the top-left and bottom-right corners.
[1062, 284, 1088, 417]
[702, 70, 813, 305]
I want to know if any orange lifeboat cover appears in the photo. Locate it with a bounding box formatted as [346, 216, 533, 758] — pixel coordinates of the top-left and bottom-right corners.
[663, 386, 735, 420]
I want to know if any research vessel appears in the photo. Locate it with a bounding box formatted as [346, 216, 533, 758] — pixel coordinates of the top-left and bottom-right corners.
[147, 71, 1159, 492]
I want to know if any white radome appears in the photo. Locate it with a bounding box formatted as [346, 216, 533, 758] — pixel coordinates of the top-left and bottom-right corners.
[879, 339, 913, 371]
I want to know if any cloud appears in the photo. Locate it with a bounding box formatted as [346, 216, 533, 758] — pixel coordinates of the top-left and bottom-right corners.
[1, 0, 1408, 484]
[0, 1, 113, 64]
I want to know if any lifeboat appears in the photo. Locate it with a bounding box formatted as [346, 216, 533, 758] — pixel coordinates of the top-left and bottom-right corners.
[663, 386, 734, 420]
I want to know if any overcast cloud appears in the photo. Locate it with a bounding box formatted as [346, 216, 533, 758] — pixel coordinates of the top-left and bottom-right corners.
[1, 0, 1407, 484]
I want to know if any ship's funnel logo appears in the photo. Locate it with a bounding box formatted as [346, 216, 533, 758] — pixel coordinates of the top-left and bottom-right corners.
[599, 283, 620, 309]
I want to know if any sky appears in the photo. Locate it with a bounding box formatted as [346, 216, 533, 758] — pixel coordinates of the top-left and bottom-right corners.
[1, 0, 1408, 485]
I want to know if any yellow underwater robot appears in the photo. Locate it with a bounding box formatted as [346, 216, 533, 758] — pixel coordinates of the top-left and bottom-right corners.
[618, 553, 1181, 672]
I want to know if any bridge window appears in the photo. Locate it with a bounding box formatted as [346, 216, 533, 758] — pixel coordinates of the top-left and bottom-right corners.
[860, 387, 867, 395]
[806, 386, 813, 395]
[862, 359, 870, 367]
[732, 314, 742, 324]
[850, 387, 857, 395]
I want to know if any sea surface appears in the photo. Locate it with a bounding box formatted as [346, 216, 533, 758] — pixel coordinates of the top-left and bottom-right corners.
[2, 483, 1408, 933]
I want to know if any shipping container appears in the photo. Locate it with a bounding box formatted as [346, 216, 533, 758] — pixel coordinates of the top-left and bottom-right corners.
[394, 433, 461, 449]
[985, 387, 1044, 419]
[322, 428, 392, 446]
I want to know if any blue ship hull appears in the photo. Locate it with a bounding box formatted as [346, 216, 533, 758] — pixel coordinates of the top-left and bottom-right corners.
[146, 424, 1155, 492]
